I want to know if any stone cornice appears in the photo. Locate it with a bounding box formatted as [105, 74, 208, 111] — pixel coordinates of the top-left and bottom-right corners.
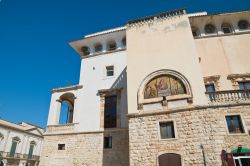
[43, 128, 128, 136]
[127, 8, 186, 28]
[97, 88, 123, 96]
[227, 73, 250, 80]
[127, 103, 250, 118]
[203, 75, 220, 82]
[0, 123, 44, 138]
[52, 85, 83, 93]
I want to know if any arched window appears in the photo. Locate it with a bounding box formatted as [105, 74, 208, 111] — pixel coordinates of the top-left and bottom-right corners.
[158, 153, 181, 166]
[204, 24, 217, 34]
[238, 20, 249, 30]
[221, 23, 233, 34]
[144, 75, 186, 99]
[59, 93, 75, 124]
[122, 37, 126, 47]
[81, 46, 90, 56]
[191, 26, 200, 37]
[107, 40, 117, 51]
[94, 43, 103, 53]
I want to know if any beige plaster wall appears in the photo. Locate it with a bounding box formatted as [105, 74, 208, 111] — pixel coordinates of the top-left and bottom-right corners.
[196, 34, 250, 90]
[126, 14, 207, 114]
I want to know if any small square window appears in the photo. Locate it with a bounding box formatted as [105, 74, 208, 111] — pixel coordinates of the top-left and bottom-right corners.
[58, 144, 65, 150]
[159, 122, 175, 139]
[104, 136, 112, 149]
[226, 115, 244, 134]
[106, 66, 114, 77]
[205, 84, 215, 92]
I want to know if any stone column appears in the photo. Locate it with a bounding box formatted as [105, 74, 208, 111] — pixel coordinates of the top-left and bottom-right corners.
[100, 95, 105, 129]
[55, 99, 62, 124]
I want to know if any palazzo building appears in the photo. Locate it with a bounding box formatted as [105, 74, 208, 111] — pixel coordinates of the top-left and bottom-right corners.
[40, 8, 250, 166]
[0, 119, 44, 166]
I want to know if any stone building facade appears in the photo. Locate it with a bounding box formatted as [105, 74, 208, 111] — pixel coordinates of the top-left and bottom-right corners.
[40, 9, 250, 166]
[0, 119, 44, 166]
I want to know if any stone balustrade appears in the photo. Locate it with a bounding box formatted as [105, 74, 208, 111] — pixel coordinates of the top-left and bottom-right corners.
[46, 123, 77, 133]
[206, 89, 250, 104]
[0, 152, 40, 161]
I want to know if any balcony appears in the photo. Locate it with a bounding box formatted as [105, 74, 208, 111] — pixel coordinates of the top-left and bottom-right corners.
[23, 154, 40, 160]
[6, 152, 21, 158]
[46, 123, 78, 133]
[206, 90, 250, 104]
[0, 152, 40, 161]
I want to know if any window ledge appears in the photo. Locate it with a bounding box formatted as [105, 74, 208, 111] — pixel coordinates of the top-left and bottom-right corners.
[227, 133, 248, 136]
[140, 94, 192, 105]
[159, 138, 178, 141]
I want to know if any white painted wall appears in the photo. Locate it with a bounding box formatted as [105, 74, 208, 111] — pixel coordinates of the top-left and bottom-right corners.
[77, 51, 127, 131]
[47, 50, 127, 132]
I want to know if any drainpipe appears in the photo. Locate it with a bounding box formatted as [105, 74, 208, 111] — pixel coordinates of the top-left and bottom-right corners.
[200, 144, 207, 166]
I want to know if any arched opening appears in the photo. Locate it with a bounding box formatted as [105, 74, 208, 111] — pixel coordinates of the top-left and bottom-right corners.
[221, 23, 233, 34]
[204, 24, 217, 34]
[81, 46, 90, 56]
[107, 40, 117, 51]
[122, 37, 126, 47]
[59, 93, 75, 124]
[94, 43, 103, 53]
[191, 26, 200, 37]
[159, 153, 181, 166]
[238, 20, 250, 30]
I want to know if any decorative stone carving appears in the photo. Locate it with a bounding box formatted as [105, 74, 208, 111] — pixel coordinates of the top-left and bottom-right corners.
[227, 73, 250, 90]
[137, 69, 193, 110]
[203, 75, 220, 91]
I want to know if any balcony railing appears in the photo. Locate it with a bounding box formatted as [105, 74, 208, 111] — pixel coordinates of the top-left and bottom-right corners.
[0, 152, 39, 161]
[206, 90, 250, 104]
[6, 152, 21, 158]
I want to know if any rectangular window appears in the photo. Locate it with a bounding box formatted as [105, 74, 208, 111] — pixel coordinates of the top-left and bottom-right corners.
[28, 144, 34, 159]
[226, 115, 244, 134]
[104, 96, 117, 128]
[159, 122, 175, 139]
[58, 144, 65, 150]
[106, 66, 114, 77]
[238, 81, 250, 90]
[205, 84, 215, 92]
[104, 136, 112, 149]
[9, 141, 17, 157]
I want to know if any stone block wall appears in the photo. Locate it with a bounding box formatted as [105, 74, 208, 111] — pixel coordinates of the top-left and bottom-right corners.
[128, 105, 250, 166]
[40, 129, 129, 166]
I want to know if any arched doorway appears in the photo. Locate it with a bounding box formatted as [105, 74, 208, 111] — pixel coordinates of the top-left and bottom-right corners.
[159, 153, 181, 166]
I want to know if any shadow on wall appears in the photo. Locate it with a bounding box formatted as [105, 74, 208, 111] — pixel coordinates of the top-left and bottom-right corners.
[102, 67, 130, 166]
[111, 67, 127, 89]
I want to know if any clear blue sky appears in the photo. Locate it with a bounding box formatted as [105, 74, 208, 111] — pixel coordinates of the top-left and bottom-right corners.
[0, 0, 249, 128]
